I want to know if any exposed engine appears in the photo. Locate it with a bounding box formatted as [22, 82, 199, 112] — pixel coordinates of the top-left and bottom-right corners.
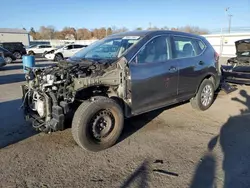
[227, 57, 250, 67]
[26, 61, 108, 102]
[22, 60, 114, 132]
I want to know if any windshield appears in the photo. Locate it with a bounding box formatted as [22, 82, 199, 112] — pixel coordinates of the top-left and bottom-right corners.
[71, 36, 141, 60]
[27, 44, 38, 48]
[0, 46, 9, 52]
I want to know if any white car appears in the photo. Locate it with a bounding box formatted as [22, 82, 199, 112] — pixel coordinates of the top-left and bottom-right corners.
[27, 45, 56, 56]
[45, 44, 88, 61]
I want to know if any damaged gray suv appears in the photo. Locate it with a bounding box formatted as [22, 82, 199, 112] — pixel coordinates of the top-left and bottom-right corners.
[21, 30, 220, 151]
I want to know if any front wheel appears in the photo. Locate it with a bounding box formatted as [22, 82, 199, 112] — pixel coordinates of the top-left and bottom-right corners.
[54, 54, 63, 62]
[28, 51, 35, 55]
[71, 97, 124, 152]
[190, 79, 215, 111]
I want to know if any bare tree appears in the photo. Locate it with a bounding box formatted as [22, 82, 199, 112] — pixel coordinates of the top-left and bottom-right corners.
[39, 26, 56, 39]
[136, 27, 143, 30]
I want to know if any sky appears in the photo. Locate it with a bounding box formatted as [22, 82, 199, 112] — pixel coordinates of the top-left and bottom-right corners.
[1, 0, 250, 32]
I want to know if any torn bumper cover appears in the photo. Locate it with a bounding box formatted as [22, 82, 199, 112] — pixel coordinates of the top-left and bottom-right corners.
[21, 85, 67, 132]
[221, 65, 250, 85]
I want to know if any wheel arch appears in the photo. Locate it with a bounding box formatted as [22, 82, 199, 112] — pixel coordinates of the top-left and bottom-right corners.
[196, 73, 216, 94]
[74, 86, 128, 117]
[55, 52, 64, 58]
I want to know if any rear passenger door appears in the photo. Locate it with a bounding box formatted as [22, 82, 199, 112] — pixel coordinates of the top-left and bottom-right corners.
[129, 35, 179, 114]
[171, 35, 206, 98]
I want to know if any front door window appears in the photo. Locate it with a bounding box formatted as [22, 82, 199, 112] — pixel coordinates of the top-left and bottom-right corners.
[135, 36, 171, 64]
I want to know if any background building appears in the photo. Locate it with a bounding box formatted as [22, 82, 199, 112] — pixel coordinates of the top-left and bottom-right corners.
[0, 28, 30, 46]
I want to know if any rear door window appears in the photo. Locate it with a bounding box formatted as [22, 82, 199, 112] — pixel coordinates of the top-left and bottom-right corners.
[172, 36, 206, 59]
[73, 45, 84, 49]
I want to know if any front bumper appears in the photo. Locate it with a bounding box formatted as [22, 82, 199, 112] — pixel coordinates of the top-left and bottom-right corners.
[221, 66, 250, 85]
[21, 85, 67, 132]
[45, 53, 55, 60]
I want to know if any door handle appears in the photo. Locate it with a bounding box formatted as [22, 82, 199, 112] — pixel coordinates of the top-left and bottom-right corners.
[169, 66, 177, 72]
[199, 61, 205, 65]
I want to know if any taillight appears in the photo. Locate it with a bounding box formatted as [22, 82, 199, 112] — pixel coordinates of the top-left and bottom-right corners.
[214, 51, 219, 61]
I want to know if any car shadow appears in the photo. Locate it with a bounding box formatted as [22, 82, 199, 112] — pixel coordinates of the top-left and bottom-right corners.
[190, 89, 250, 188]
[0, 99, 37, 148]
[0, 73, 25, 85]
[118, 101, 188, 144]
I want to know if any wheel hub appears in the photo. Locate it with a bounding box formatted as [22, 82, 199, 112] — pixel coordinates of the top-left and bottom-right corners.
[91, 110, 115, 140]
[201, 85, 213, 106]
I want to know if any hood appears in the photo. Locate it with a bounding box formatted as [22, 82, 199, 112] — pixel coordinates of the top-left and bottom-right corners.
[235, 39, 250, 53]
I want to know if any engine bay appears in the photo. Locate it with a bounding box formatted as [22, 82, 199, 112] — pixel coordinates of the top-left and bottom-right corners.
[21, 59, 126, 133]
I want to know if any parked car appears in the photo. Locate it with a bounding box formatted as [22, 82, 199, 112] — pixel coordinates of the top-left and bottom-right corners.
[227, 39, 250, 66]
[0, 54, 6, 67]
[26, 44, 56, 57]
[21, 30, 220, 151]
[0, 46, 16, 63]
[45, 44, 88, 61]
[0, 42, 27, 59]
[221, 39, 250, 85]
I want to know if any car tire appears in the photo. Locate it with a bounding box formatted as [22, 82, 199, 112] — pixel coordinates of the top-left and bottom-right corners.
[54, 54, 63, 62]
[13, 51, 22, 59]
[28, 51, 35, 56]
[190, 79, 215, 111]
[71, 97, 124, 152]
[4, 56, 13, 64]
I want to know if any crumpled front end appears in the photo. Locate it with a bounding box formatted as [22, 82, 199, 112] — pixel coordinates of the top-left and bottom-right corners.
[20, 59, 128, 133]
[21, 84, 66, 132]
[20, 63, 76, 132]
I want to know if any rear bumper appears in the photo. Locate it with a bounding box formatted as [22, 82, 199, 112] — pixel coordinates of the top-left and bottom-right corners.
[21, 85, 66, 132]
[215, 73, 221, 90]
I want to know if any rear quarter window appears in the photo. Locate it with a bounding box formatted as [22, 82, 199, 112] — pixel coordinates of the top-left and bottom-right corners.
[195, 40, 206, 55]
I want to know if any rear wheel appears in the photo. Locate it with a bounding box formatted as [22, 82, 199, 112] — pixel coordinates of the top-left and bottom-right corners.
[4, 56, 13, 64]
[54, 54, 63, 62]
[13, 51, 22, 59]
[71, 97, 124, 152]
[28, 51, 35, 55]
[190, 79, 215, 111]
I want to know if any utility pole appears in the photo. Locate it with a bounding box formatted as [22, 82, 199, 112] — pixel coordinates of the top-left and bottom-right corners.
[228, 14, 233, 33]
[225, 7, 233, 33]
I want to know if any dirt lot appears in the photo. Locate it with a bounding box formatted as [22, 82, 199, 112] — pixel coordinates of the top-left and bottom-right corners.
[1, 57, 250, 188]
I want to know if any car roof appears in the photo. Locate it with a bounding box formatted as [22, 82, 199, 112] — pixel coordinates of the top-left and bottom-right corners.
[109, 30, 204, 39]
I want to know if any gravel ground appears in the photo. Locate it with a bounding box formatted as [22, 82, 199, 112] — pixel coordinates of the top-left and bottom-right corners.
[1, 57, 250, 188]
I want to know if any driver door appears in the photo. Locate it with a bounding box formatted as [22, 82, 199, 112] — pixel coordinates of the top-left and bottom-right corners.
[129, 35, 179, 115]
[63, 45, 73, 58]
